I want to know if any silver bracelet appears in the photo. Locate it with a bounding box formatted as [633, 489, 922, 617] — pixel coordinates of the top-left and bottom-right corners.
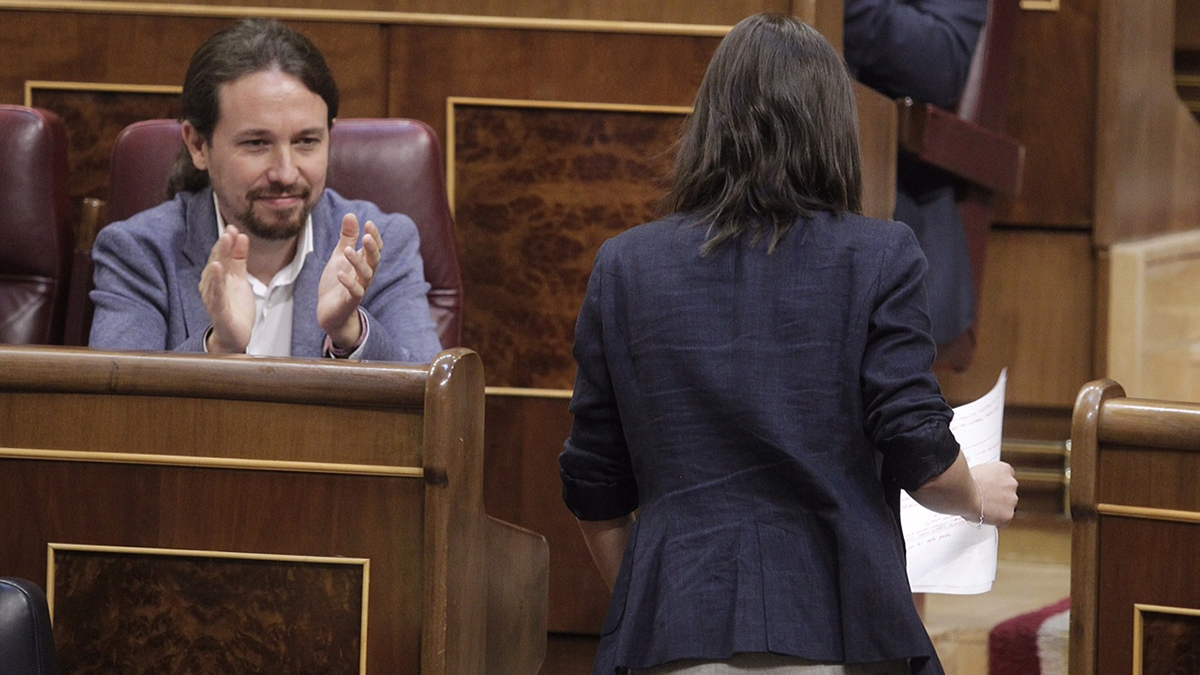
[971, 479, 985, 529]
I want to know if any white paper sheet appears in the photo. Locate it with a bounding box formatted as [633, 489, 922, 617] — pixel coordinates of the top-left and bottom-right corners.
[900, 369, 1007, 594]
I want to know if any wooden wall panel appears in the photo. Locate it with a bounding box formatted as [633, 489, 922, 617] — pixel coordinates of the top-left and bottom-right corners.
[938, 228, 1095, 409]
[0, 12, 387, 218]
[1096, 445, 1200, 510]
[1096, 517, 1200, 675]
[1180, 0, 1200, 50]
[0, 458, 426, 675]
[402, 26, 895, 389]
[997, 2, 1097, 228]
[388, 26, 714, 390]
[387, 24, 718, 141]
[0, 13, 202, 103]
[8, 0, 784, 25]
[1107, 230, 1200, 402]
[1, 12, 383, 112]
[1094, 0, 1200, 247]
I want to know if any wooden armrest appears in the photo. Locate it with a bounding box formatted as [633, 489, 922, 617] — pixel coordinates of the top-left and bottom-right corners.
[897, 98, 1024, 196]
[62, 197, 105, 347]
[77, 197, 105, 250]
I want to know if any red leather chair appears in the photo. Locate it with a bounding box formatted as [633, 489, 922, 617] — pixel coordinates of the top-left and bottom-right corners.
[896, 0, 1024, 370]
[66, 118, 464, 349]
[0, 106, 73, 345]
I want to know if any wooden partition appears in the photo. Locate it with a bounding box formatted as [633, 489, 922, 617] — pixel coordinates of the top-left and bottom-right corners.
[1095, 0, 1200, 247]
[1070, 379, 1200, 675]
[940, 0, 1200, 427]
[0, 346, 548, 675]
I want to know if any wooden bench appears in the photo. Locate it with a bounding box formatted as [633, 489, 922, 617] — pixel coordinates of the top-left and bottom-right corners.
[0, 346, 547, 675]
[1070, 379, 1200, 675]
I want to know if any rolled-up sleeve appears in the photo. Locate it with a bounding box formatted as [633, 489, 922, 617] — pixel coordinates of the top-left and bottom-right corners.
[860, 225, 960, 490]
[560, 242, 639, 521]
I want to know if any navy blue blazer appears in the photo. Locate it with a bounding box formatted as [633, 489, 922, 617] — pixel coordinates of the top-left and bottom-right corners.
[89, 187, 442, 362]
[844, 0, 986, 110]
[560, 212, 959, 675]
[844, 0, 988, 346]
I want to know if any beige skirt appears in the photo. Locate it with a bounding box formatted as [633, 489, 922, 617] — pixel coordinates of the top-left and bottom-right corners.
[633, 652, 910, 675]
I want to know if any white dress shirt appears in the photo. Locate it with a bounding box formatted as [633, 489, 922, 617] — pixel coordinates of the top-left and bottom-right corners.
[214, 194, 314, 357]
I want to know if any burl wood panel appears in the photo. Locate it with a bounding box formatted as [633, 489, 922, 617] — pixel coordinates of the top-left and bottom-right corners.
[1096, 517, 1200, 675]
[482, 393, 607, 634]
[29, 88, 180, 227]
[453, 104, 683, 388]
[938, 227, 1095, 408]
[53, 548, 364, 675]
[0, 458, 425, 675]
[1142, 610, 1200, 675]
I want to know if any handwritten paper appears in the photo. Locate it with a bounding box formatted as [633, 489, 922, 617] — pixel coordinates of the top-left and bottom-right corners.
[901, 369, 1007, 594]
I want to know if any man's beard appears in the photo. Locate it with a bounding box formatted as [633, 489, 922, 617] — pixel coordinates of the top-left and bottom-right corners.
[236, 183, 317, 241]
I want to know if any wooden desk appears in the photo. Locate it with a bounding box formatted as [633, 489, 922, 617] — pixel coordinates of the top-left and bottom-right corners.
[0, 346, 547, 675]
[1070, 379, 1200, 675]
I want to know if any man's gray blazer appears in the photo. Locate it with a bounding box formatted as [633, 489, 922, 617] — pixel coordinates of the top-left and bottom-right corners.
[89, 187, 442, 362]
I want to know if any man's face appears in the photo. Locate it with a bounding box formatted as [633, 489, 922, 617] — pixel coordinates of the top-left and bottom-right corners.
[183, 69, 329, 241]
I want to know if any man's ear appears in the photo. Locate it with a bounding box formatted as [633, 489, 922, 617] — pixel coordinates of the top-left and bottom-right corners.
[181, 121, 209, 172]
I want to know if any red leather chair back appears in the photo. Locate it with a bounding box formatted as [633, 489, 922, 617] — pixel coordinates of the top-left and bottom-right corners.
[89, 118, 464, 348]
[0, 106, 73, 345]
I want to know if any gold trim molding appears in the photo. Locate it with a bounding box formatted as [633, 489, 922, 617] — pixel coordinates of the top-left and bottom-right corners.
[1133, 603, 1200, 675]
[0, 446, 424, 478]
[47, 542, 371, 674]
[24, 79, 181, 106]
[1020, 0, 1060, 10]
[0, 1, 732, 36]
[1098, 503, 1200, 524]
[486, 386, 572, 399]
[448, 96, 692, 115]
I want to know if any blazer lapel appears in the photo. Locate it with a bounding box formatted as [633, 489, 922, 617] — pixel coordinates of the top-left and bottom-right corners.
[180, 190, 218, 341]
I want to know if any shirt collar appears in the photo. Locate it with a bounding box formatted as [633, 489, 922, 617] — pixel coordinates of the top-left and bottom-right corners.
[213, 191, 314, 290]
